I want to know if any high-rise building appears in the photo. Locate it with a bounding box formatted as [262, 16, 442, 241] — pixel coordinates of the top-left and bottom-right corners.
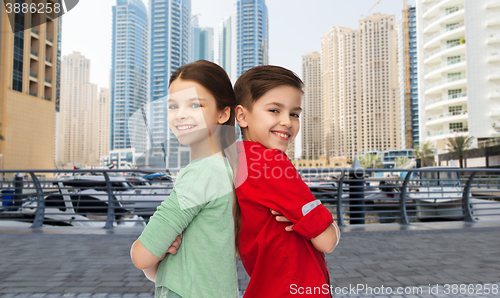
[236, 0, 269, 78]
[398, 5, 419, 149]
[56, 52, 98, 167]
[416, 0, 500, 152]
[0, 0, 61, 170]
[149, 0, 191, 170]
[111, 0, 148, 154]
[301, 52, 324, 159]
[190, 15, 214, 63]
[219, 13, 237, 83]
[321, 13, 401, 160]
[97, 88, 111, 161]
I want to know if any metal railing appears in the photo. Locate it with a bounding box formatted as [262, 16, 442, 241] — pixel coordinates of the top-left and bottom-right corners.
[426, 110, 468, 122]
[428, 126, 469, 137]
[426, 74, 467, 90]
[425, 57, 465, 75]
[424, 6, 464, 28]
[2, 168, 500, 229]
[426, 92, 467, 106]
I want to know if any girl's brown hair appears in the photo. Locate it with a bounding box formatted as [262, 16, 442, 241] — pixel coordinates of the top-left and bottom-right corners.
[232, 65, 304, 256]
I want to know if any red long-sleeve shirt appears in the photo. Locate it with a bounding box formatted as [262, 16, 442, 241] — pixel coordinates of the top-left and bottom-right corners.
[236, 141, 333, 297]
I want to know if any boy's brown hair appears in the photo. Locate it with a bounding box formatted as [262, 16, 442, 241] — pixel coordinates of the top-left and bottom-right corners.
[234, 65, 304, 111]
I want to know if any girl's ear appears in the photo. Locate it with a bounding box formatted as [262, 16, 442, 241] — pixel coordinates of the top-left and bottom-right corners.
[235, 105, 248, 128]
[218, 106, 231, 124]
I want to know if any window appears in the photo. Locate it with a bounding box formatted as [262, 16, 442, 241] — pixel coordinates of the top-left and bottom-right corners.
[449, 106, 462, 115]
[448, 89, 463, 98]
[449, 122, 463, 132]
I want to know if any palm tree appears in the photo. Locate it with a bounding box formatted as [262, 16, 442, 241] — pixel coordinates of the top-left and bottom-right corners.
[446, 136, 474, 168]
[358, 154, 383, 169]
[414, 141, 434, 167]
[395, 156, 409, 168]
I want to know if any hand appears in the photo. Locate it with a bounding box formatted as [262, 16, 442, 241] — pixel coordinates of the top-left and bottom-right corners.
[270, 209, 294, 232]
[165, 233, 183, 256]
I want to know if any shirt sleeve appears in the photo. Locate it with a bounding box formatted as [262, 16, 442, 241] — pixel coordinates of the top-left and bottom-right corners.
[139, 159, 209, 258]
[139, 156, 234, 258]
[255, 154, 333, 240]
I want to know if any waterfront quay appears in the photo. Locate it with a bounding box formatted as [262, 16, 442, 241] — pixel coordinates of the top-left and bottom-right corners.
[1, 220, 500, 298]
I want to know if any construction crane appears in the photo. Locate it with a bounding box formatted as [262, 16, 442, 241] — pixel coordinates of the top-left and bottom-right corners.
[361, 0, 382, 17]
[368, 0, 381, 12]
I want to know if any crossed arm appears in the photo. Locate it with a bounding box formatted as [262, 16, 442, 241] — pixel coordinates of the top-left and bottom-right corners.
[272, 209, 341, 253]
[130, 234, 183, 282]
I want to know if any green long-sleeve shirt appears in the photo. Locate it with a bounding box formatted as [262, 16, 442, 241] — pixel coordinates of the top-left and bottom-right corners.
[139, 154, 238, 298]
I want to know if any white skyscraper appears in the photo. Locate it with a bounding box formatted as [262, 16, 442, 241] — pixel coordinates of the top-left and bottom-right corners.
[416, 0, 500, 152]
[56, 52, 99, 167]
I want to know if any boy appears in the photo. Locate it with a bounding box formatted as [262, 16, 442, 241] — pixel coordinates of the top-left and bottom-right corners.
[234, 65, 340, 297]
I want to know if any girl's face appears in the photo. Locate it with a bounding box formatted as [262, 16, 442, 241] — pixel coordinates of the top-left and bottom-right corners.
[167, 78, 225, 146]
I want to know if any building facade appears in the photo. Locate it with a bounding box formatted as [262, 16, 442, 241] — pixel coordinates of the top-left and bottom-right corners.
[321, 13, 401, 160]
[56, 52, 98, 168]
[111, 0, 148, 155]
[190, 15, 214, 63]
[149, 0, 191, 170]
[398, 5, 419, 149]
[416, 0, 500, 152]
[301, 52, 324, 159]
[0, 0, 61, 170]
[219, 13, 237, 83]
[236, 0, 268, 78]
[97, 88, 111, 161]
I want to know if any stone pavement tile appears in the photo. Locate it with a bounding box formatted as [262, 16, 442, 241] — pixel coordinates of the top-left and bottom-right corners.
[126, 287, 154, 293]
[92, 288, 130, 294]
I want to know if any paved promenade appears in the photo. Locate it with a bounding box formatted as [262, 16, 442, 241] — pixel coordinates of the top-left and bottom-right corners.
[0, 220, 499, 297]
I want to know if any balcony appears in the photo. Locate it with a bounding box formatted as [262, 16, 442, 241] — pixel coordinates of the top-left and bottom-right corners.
[28, 91, 37, 97]
[426, 93, 467, 110]
[425, 74, 467, 95]
[424, 23, 465, 49]
[424, 57, 466, 79]
[43, 96, 51, 101]
[45, 57, 52, 64]
[423, 5, 464, 34]
[46, 36, 53, 44]
[487, 18, 500, 27]
[30, 50, 38, 57]
[424, 43, 465, 64]
[428, 127, 468, 139]
[486, 0, 500, 9]
[487, 34, 500, 45]
[489, 73, 500, 81]
[488, 52, 500, 63]
[45, 78, 52, 85]
[423, 0, 448, 18]
[29, 72, 37, 79]
[490, 89, 500, 99]
[426, 110, 468, 125]
[31, 28, 39, 36]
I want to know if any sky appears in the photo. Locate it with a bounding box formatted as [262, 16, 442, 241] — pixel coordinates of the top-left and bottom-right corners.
[60, 0, 410, 90]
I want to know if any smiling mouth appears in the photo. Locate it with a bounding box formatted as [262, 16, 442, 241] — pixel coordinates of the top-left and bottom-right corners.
[176, 125, 197, 131]
[272, 131, 291, 140]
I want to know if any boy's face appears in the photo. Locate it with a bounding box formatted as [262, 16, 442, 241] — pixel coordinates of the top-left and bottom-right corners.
[237, 85, 302, 152]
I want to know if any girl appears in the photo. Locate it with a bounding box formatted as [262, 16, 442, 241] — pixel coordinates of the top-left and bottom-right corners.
[130, 60, 238, 298]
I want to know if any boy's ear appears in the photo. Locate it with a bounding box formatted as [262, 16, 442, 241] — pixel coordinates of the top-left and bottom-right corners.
[218, 106, 231, 124]
[235, 105, 248, 128]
